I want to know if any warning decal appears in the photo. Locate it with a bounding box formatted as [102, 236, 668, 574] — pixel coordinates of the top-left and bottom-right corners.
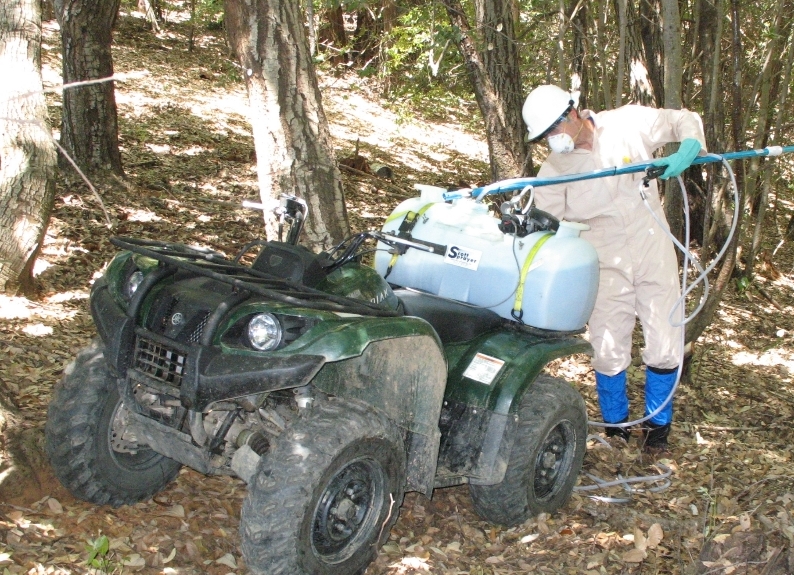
[462, 353, 505, 385]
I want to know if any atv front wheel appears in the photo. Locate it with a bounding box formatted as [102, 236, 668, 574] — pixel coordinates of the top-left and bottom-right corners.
[241, 397, 406, 575]
[469, 374, 587, 526]
[45, 341, 181, 506]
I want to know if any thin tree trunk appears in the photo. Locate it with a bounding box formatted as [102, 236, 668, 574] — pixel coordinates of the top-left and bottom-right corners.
[442, 0, 529, 181]
[306, 0, 316, 55]
[557, 0, 567, 90]
[625, 0, 656, 105]
[137, 0, 160, 33]
[615, 0, 627, 108]
[54, 0, 123, 176]
[0, 0, 57, 294]
[224, 0, 350, 250]
[661, 0, 683, 244]
[640, 0, 664, 107]
[686, 0, 745, 344]
[698, 0, 724, 257]
[569, 0, 588, 107]
[744, 0, 788, 277]
[772, 31, 794, 255]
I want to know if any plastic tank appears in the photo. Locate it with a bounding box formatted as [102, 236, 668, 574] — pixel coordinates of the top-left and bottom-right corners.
[374, 189, 600, 331]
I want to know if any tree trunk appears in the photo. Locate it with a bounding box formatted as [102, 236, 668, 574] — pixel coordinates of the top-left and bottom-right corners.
[0, 0, 57, 294]
[615, 0, 627, 108]
[0, 0, 54, 503]
[686, 0, 745, 345]
[442, 0, 530, 181]
[625, 0, 656, 105]
[639, 0, 664, 107]
[696, 0, 724, 254]
[570, 0, 589, 108]
[224, 0, 350, 250]
[744, 0, 788, 278]
[660, 0, 683, 244]
[54, 0, 123, 176]
[137, 0, 160, 33]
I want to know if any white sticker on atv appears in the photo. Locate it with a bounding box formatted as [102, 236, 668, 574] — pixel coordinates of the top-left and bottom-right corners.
[462, 353, 505, 385]
[444, 244, 482, 271]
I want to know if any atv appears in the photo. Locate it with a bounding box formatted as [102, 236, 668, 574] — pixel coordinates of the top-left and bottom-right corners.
[46, 193, 592, 575]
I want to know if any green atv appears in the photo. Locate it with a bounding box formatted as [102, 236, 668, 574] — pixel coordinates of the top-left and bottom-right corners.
[46, 194, 591, 575]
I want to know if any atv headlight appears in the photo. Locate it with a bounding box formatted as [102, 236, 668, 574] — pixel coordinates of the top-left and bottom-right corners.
[125, 270, 145, 299]
[246, 313, 283, 351]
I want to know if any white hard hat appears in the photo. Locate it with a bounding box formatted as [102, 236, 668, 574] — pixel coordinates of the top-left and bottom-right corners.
[522, 85, 579, 142]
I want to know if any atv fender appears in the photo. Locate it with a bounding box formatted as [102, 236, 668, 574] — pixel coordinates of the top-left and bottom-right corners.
[438, 329, 591, 486]
[310, 320, 447, 496]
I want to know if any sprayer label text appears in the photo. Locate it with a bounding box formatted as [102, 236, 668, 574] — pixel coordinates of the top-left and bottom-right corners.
[445, 245, 482, 271]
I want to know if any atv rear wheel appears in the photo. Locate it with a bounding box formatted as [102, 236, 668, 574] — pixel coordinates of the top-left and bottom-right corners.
[45, 341, 181, 507]
[241, 397, 406, 575]
[469, 374, 586, 526]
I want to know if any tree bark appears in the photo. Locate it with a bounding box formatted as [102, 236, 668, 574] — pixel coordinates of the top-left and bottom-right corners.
[224, 0, 350, 250]
[639, 0, 664, 107]
[54, 0, 123, 176]
[660, 0, 683, 244]
[686, 0, 745, 345]
[442, 0, 530, 181]
[744, 0, 789, 278]
[625, 0, 656, 105]
[0, 0, 54, 503]
[0, 0, 57, 294]
[615, 0, 627, 108]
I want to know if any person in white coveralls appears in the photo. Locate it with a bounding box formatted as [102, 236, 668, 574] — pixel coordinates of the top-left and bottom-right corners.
[521, 85, 706, 451]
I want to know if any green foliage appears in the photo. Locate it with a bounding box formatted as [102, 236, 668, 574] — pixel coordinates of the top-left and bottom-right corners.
[378, 5, 471, 107]
[85, 535, 120, 574]
[735, 275, 752, 297]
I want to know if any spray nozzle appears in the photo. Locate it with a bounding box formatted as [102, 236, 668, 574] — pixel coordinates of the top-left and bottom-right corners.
[642, 165, 667, 186]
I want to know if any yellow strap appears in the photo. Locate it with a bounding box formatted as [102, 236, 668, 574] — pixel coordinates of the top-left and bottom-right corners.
[383, 203, 436, 278]
[513, 232, 553, 313]
[384, 202, 435, 224]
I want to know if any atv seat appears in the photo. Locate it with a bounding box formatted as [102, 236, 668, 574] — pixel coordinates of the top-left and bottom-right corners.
[395, 288, 504, 345]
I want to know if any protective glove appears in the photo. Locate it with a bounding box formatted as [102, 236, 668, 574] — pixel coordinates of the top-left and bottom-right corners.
[652, 138, 702, 179]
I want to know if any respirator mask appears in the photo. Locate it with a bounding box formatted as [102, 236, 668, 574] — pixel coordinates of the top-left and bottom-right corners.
[547, 133, 576, 154]
[546, 117, 583, 154]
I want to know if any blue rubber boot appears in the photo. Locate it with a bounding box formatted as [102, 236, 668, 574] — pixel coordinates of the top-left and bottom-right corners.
[595, 370, 630, 441]
[643, 366, 677, 450]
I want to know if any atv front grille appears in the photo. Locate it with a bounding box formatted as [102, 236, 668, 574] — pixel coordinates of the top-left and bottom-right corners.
[134, 336, 186, 387]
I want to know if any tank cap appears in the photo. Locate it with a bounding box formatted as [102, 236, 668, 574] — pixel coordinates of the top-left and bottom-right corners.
[414, 184, 447, 203]
[556, 220, 590, 238]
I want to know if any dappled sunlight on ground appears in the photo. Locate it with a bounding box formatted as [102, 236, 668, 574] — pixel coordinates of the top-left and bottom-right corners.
[321, 73, 489, 176]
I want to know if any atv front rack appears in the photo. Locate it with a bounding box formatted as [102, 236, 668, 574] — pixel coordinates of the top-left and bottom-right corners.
[110, 237, 402, 318]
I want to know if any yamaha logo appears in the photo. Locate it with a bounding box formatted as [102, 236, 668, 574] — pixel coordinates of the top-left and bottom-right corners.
[171, 312, 184, 326]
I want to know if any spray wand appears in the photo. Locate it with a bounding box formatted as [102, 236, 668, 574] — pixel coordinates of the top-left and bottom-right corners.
[445, 145, 794, 201]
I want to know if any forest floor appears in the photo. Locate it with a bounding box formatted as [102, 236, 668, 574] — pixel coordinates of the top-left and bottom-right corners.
[4, 9, 794, 575]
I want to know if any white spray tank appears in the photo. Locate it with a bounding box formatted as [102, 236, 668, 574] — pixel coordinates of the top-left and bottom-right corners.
[373, 186, 600, 331]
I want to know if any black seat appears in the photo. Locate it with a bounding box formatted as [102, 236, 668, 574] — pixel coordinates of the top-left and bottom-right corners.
[395, 288, 504, 345]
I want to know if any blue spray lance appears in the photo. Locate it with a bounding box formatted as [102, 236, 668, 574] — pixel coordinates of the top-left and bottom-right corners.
[443, 145, 794, 201]
[442, 145, 794, 499]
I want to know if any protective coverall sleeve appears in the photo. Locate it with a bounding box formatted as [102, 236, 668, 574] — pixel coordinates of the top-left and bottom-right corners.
[639, 107, 707, 152]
